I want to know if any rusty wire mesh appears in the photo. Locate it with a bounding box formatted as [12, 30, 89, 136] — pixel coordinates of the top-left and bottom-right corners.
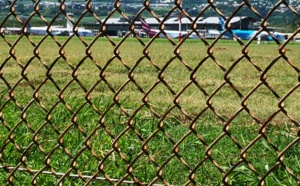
[1, 0, 300, 185]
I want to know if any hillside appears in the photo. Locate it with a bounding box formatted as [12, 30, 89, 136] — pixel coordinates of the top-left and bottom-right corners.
[0, 0, 299, 31]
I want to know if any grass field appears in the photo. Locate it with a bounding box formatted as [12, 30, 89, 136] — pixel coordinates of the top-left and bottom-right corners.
[0, 35, 300, 185]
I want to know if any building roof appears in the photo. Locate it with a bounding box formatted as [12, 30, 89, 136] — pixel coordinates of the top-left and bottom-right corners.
[89, 16, 256, 28]
[121, 16, 254, 25]
[5, 27, 22, 31]
[102, 18, 124, 24]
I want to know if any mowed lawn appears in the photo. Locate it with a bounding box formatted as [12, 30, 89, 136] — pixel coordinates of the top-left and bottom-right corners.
[0, 35, 300, 185]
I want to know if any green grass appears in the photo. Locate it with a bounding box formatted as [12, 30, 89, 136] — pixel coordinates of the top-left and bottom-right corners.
[0, 35, 300, 185]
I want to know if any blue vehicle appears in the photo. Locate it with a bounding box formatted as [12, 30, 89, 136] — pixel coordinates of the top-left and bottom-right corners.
[219, 17, 286, 41]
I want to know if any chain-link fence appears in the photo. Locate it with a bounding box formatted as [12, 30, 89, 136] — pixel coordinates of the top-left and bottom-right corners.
[1, 0, 300, 185]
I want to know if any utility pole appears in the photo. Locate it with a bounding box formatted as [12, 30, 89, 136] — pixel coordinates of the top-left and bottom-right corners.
[178, 0, 182, 42]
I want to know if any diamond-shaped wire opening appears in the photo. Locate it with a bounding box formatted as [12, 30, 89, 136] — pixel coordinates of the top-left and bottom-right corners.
[262, 58, 299, 97]
[160, 157, 192, 184]
[60, 124, 87, 157]
[225, 110, 261, 145]
[87, 127, 114, 158]
[47, 102, 72, 131]
[175, 131, 207, 165]
[101, 105, 130, 136]
[113, 128, 143, 161]
[34, 122, 60, 153]
[208, 134, 242, 168]
[159, 57, 191, 90]
[242, 137, 279, 175]
[21, 102, 47, 131]
[281, 88, 300, 122]
[20, 144, 46, 170]
[71, 149, 99, 176]
[34, 37, 62, 64]
[101, 59, 131, 90]
[225, 163, 260, 185]
[145, 41, 177, 67]
[129, 154, 158, 183]
[47, 147, 73, 173]
[145, 82, 176, 115]
[73, 105, 100, 134]
[179, 41, 208, 68]
[8, 171, 33, 185]
[61, 39, 92, 65]
[72, 59, 101, 90]
[59, 175, 86, 185]
[32, 174, 58, 185]
[130, 58, 161, 91]
[263, 164, 299, 185]
[191, 159, 224, 185]
[47, 58, 73, 86]
[10, 79, 36, 106]
[176, 82, 208, 117]
[192, 57, 225, 94]
[222, 50, 262, 87]
[89, 40, 115, 66]
[145, 129, 175, 164]
[244, 85, 281, 120]
[1, 142, 21, 167]
[101, 152, 128, 180]
[209, 83, 243, 118]
[1, 100, 22, 128]
[113, 81, 146, 110]
[0, 39, 12, 59]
